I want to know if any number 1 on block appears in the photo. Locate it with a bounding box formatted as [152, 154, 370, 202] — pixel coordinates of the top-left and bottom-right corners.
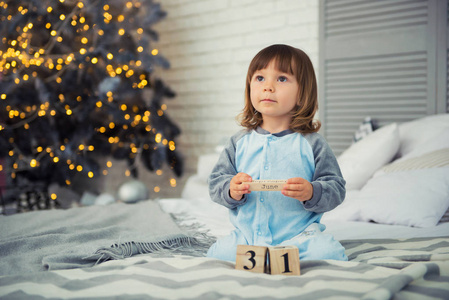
[268, 246, 300, 275]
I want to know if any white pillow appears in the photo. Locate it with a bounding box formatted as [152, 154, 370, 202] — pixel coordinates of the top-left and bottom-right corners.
[321, 190, 361, 222]
[181, 175, 211, 201]
[373, 129, 449, 178]
[398, 114, 449, 158]
[337, 123, 399, 190]
[197, 153, 220, 182]
[358, 167, 449, 228]
[398, 128, 449, 161]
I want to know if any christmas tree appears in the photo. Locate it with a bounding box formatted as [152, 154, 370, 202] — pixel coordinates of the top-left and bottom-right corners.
[0, 0, 183, 211]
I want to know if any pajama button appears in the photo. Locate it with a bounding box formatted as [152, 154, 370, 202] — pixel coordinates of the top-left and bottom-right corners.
[260, 198, 264, 202]
[257, 231, 262, 236]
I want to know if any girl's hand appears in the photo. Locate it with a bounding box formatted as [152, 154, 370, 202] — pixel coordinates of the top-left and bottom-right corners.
[282, 177, 313, 202]
[230, 173, 252, 200]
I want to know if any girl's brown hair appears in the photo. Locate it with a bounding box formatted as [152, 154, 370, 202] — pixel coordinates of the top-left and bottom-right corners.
[239, 44, 321, 133]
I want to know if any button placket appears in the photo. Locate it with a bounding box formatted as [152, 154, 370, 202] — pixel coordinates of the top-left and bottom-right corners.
[263, 136, 272, 172]
[255, 134, 275, 243]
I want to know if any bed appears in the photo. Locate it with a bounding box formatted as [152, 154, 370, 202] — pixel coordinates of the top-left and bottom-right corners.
[1, 114, 448, 299]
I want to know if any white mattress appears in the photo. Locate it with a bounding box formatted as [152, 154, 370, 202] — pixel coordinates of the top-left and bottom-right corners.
[158, 198, 449, 241]
[322, 220, 449, 240]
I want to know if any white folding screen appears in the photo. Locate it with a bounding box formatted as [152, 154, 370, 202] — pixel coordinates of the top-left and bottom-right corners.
[319, 0, 448, 155]
[447, 1, 449, 110]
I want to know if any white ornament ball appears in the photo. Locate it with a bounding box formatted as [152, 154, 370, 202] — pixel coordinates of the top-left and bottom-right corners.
[117, 180, 150, 203]
[95, 193, 116, 206]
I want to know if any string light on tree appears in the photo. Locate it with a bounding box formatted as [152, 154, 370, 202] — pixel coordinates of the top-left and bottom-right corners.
[0, 0, 183, 211]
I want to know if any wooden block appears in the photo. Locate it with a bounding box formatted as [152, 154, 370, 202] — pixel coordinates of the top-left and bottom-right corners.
[235, 245, 268, 273]
[268, 246, 300, 276]
[243, 180, 287, 191]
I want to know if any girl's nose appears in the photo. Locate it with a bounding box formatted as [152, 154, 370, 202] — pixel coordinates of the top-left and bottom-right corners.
[263, 84, 274, 92]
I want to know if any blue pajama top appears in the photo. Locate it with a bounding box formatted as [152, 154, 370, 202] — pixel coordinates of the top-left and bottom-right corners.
[208, 127, 346, 246]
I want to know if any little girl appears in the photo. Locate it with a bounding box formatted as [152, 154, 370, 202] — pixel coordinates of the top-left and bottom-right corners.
[207, 44, 347, 262]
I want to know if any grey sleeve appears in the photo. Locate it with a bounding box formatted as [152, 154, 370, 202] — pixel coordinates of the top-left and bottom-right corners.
[207, 131, 249, 209]
[303, 133, 346, 213]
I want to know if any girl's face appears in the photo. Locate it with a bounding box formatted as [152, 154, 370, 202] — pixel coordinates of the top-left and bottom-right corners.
[250, 60, 299, 127]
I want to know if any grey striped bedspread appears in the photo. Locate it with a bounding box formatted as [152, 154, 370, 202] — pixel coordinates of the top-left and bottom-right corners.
[1, 236, 448, 299]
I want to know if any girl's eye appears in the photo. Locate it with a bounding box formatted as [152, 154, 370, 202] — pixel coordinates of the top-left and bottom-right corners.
[255, 76, 264, 82]
[278, 76, 287, 82]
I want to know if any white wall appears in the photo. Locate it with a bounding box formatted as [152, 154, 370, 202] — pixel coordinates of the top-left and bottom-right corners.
[154, 0, 319, 175]
[108, 0, 320, 198]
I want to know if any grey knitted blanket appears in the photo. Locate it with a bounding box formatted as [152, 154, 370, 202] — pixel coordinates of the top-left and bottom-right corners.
[0, 200, 210, 275]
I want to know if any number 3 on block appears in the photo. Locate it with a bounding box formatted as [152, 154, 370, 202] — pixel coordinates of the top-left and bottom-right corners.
[235, 245, 268, 273]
